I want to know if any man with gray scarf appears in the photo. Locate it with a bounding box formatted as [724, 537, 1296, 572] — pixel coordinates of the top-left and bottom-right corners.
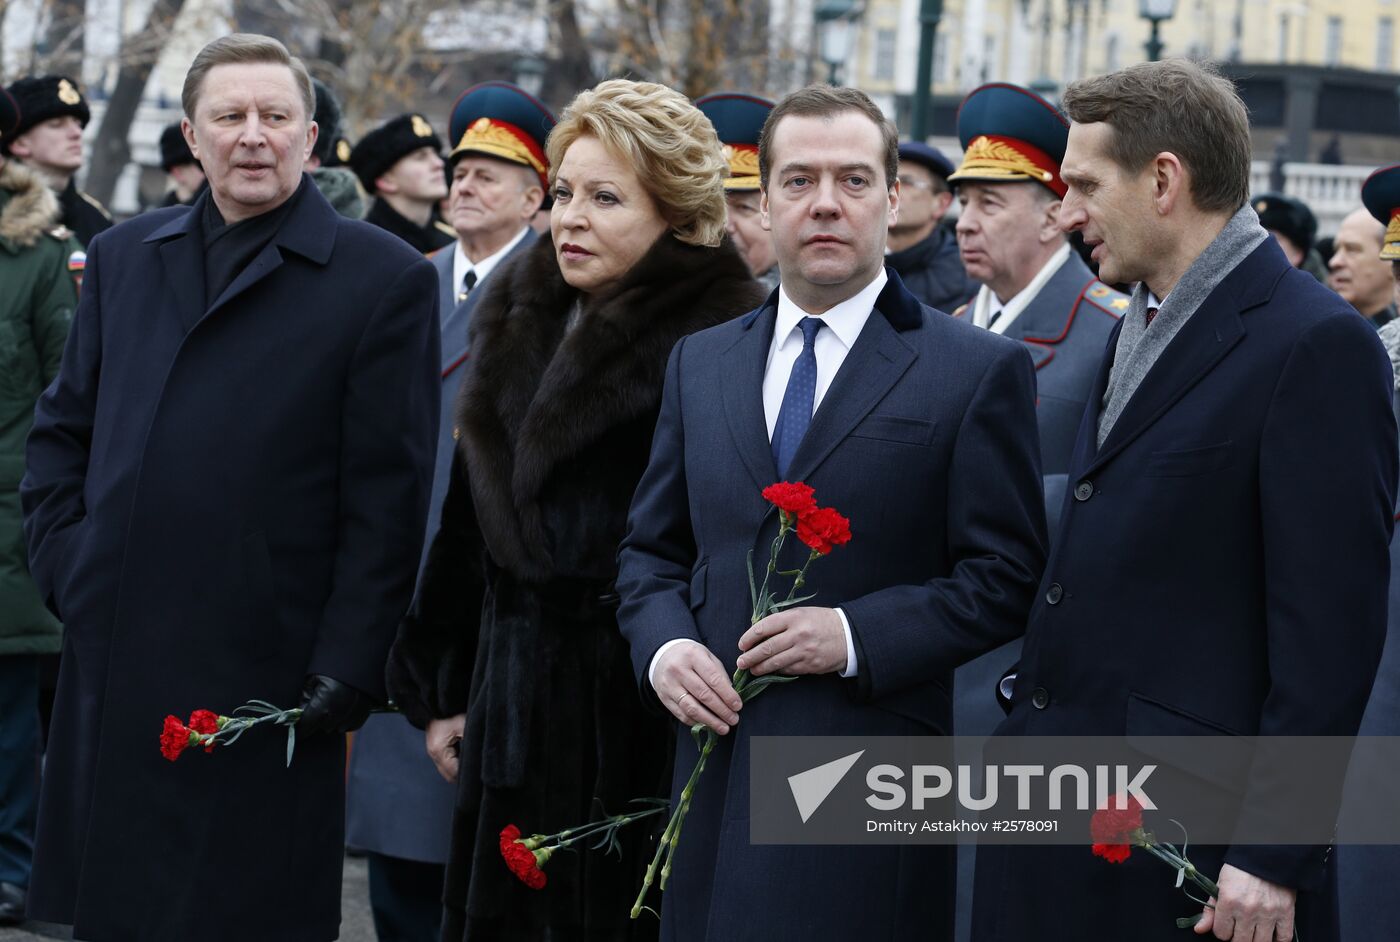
[973, 59, 1396, 942]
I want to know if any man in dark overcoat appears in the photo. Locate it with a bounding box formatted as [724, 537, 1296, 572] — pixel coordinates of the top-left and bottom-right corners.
[19, 34, 439, 942]
[972, 59, 1396, 942]
[616, 84, 1047, 941]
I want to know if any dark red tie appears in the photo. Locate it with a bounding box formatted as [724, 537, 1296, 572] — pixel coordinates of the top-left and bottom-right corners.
[1145, 306, 1159, 327]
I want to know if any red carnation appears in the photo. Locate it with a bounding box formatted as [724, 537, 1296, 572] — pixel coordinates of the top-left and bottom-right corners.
[796, 506, 852, 555]
[762, 481, 817, 518]
[1090, 794, 1144, 864]
[499, 825, 549, 890]
[188, 709, 220, 752]
[160, 715, 195, 762]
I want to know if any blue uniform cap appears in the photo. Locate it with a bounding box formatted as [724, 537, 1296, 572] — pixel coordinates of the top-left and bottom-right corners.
[447, 81, 557, 188]
[696, 92, 774, 191]
[948, 83, 1069, 197]
[1362, 164, 1400, 261]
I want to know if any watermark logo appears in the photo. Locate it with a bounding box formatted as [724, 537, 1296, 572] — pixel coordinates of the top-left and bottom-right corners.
[787, 750, 865, 823]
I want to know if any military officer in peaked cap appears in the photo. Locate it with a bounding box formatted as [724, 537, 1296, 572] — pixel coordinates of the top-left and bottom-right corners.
[949, 82, 1126, 536]
[350, 113, 454, 254]
[888, 140, 978, 311]
[1334, 162, 1400, 942]
[344, 81, 553, 942]
[1, 76, 111, 247]
[697, 92, 780, 289]
[943, 80, 1128, 937]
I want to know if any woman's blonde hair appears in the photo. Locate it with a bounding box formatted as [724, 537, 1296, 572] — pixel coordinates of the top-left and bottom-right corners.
[547, 79, 728, 247]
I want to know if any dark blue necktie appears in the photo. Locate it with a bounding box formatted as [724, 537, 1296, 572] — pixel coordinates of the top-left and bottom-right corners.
[772, 316, 824, 478]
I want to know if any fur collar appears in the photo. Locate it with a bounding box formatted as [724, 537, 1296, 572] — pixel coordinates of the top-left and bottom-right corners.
[458, 233, 764, 580]
[0, 160, 62, 249]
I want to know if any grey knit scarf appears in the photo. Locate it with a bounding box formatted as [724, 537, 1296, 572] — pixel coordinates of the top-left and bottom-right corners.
[1097, 204, 1268, 447]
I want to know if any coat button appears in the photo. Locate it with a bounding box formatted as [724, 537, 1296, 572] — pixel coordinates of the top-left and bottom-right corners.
[1046, 583, 1063, 605]
[1074, 481, 1094, 501]
[1031, 686, 1050, 710]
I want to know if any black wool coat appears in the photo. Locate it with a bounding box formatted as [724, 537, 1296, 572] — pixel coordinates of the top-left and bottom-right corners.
[386, 233, 764, 941]
[21, 180, 440, 942]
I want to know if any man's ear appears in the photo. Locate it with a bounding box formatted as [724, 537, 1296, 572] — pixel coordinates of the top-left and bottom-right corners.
[7, 130, 33, 160]
[304, 119, 319, 162]
[180, 117, 198, 160]
[1041, 199, 1064, 244]
[1152, 151, 1186, 217]
[759, 187, 771, 231]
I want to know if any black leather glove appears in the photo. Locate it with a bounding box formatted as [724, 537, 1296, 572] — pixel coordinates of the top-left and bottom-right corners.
[298, 674, 376, 735]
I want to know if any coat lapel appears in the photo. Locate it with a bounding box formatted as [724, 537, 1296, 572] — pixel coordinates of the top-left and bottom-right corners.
[784, 298, 917, 482]
[722, 299, 780, 489]
[203, 178, 337, 323]
[1080, 241, 1282, 476]
[145, 205, 206, 335]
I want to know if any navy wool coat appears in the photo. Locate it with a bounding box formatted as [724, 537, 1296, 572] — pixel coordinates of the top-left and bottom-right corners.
[972, 237, 1397, 941]
[20, 179, 440, 942]
[616, 269, 1047, 941]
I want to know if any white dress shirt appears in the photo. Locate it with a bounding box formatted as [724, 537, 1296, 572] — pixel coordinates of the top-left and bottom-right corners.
[451, 225, 531, 302]
[647, 270, 888, 690]
[971, 242, 1072, 334]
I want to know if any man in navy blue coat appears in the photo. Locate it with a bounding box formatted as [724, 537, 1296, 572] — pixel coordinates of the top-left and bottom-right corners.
[616, 84, 1047, 941]
[972, 59, 1396, 942]
[19, 35, 438, 942]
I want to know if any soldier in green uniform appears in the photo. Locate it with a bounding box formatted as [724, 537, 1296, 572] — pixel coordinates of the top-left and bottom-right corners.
[0, 83, 80, 929]
[2, 75, 112, 247]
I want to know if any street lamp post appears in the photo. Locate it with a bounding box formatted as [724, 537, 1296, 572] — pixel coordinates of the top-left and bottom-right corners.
[815, 0, 860, 85]
[909, 0, 945, 141]
[1139, 0, 1178, 61]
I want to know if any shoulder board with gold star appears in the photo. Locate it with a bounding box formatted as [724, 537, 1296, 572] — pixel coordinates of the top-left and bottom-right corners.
[1082, 281, 1130, 319]
[47, 224, 74, 242]
[80, 190, 113, 220]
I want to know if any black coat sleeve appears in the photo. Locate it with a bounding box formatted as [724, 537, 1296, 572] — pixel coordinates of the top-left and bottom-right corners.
[386, 445, 489, 729]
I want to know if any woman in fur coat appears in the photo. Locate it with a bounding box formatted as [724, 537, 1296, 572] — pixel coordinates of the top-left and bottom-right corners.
[386, 79, 766, 941]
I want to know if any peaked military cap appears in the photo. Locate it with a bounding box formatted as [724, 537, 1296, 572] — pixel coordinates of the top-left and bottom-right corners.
[696, 92, 773, 191]
[1251, 192, 1317, 256]
[897, 141, 955, 182]
[159, 123, 198, 171]
[2, 75, 90, 152]
[948, 83, 1069, 198]
[349, 113, 444, 191]
[1362, 164, 1400, 261]
[447, 82, 556, 187]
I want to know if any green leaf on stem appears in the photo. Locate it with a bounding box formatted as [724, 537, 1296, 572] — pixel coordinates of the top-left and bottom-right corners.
[286, 725, 296, 767]
[689, 723, 706, 751]
[740, 675, 799, 699]
[768, 593, 817, 611]
[747, 548, 758, 613]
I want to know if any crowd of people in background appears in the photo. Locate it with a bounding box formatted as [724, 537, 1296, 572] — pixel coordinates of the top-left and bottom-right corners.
[2, 31, 1399, 942]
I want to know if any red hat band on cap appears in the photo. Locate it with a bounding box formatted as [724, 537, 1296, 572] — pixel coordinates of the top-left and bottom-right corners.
[950, 134, 1066, 198]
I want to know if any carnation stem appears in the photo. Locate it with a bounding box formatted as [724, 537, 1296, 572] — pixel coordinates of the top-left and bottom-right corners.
[631, 729, 717, 917]
[540, 807, 669, 851]
[660, 731, 715, 890]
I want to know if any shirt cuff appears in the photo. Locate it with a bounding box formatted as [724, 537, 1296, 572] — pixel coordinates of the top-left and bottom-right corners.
[648, 638, 704, 690]
[837, 607, 858, 677]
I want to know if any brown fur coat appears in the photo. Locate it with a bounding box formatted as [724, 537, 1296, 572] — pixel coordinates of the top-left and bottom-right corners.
[387, 231, 764, 940]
